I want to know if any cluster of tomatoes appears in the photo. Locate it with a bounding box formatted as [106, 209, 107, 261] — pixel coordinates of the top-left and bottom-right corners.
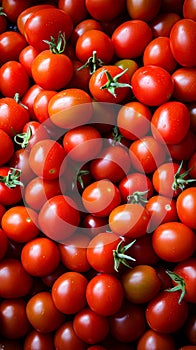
[0, 0, 196, 349]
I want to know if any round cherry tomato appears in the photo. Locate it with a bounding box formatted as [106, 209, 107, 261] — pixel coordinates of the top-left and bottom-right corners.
[33, 89, 57, 123]
[21, 83, 43, 120]
[71, 18, 103, 46]
[152, 221, 196, 262]
[0, 129, 14, 166]
[176, 187, 196, 230]
[119, 172, 153, 204]
[167, 130, 196, 161]
[150, 12, 181, 37]
[0, 31, 27, 66]
[19, 44, 39, 78]
[137, 329, 177, 350]
[2, 0, 33, 22]
[126, 0, 161, 21]
[183, 0, 196, 20]
[0, 228, 8, 261]
[0, 61, 29, 98]
[58, 0, 87, 24]
[172, 67, 196, 102]
[54, 320, 87, 350]
[24, 330, 55, 350]
[85, 0, 125, 21]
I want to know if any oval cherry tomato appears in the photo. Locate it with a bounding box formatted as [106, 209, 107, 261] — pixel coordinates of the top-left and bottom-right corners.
[183, 0, 196, 20]
[85, 0, 125, 21]
[119, 172, 153, 204]
[137, 329, 177, 350]
[0, 61, 30, 98]
[0, 129, 14, 166]
[24, 330, 55, 350]
[172, 67, 196, 102]
[176, 187, 196, 230]
[58, 0, 87, 24]
[150, 12, 181, 37]
[54, 320, 87, 350]
[0, 31, 27, 66]
[126, 0, 161, 21]
[19, 44, 39, 78]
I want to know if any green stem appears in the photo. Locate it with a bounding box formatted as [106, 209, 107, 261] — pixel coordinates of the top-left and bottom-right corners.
[113, 237, 136, 272]
[0, 168, 24, 188]
[100, 68, 132, 97]
[77, 50, 104, 75]
[14, 126, 32, 149]
[172, 161, 196, 191]
[165, 270, 186, 304]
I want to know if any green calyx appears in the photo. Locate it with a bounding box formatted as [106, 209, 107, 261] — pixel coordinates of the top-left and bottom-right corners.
[0, 168, 24, 188]
[172, 161, 195, 191]
[77, 50, 104, 75]
[0, 7, 7, 16]
[127, 190, 149, 205]
[14, 126, 32, 149]
[100, 68, 131, 97]
[43, 31, 66, 54]
[165, 270, 186, 304]
[113, 237, 136, 272]
[72, 168, 90, 190]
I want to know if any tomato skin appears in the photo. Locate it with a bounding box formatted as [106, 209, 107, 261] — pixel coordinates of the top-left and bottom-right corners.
[38, 195, 80, 242]
[2, 0, 33, 23]
[86, 274, 124, 316]
[85, 0, 125, 21]
[131, 65, 174, 106]
[58, 0, 87, 24]
[21, 83, 43, 120]
[0, 258, 33, 298]
[150, 12, 181, 38]
[121, 265, 161, 304]
[24, 8, 73, 52]
[21, 237, 60, 277]
[52, 271, 88, 314]
[170, 19, 196, 67]
[176, 187, 196, 230]
[172, 67, 196, 102]
[109, 203, 150, 239]
[152, 222, 196, 263]
[26, 291, 65, 333]
[54, 320, 87, 350]
[1, 206, 40, 243]
[189, 152, 196, 179]
[137, 329, 177, 350]
[145, 291, 188, 334]
[112, 20, 152, 59]
[0, 31, 27, 66]
[24, 330, 55, 350]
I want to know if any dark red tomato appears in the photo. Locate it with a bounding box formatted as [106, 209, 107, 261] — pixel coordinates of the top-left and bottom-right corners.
[90, 144, 131, 183]
[172, 67, 196, 102]
[31, 49, 73, 91]
[59, 233, 91, 272]
[0, 228, 8, 261]
[122, 265, 160, 304]
[0, 60, 29, 98]
[137, 329, 177, 350]
[0, 8, 7, 34]
[0, 129, 14, 166]
[9, 148, 35, 185]
[160, 0, 184, 14]
[0, 339, 23, 350]
[82, 179, 121, 217]
[119, 172, 153, 204]
[178, 347, 196, 350]
[151, 101, 190, 144]
[127, 0, 161, 21]
[76, 29, 114, 64]
[52, 271, 88, 314]
[16, 120, 49, 151]
[0, 258, 33, 298]
[143, 37, 177, 72]
[176, 187, 196, 230]
[38, 195, 80, 242]
[117, 101, 152, 140]
[48, 88, 93, 129]
[82, 214, 108, 237]
[19, 44, 39, 78]
[146, 195, 178, 232]
[68, 59, 91, 92]
[109, 203, 150, 239]
[87, 346, 106, 350]
[183, 311, 196, 346]
[85, 0, 125, 21]
[156, 266, 173, 291]
[188, 102, 196, 133]
[0, 96, 30, 137]
[54, 321, 87, 350]
[2, 0, 33, 22]
[41, 263, 66, 289]
[24, 176, 62, 211]
[131, 65, 174, 106]
[63, 125, 102, 162]
[126, 234, 159, 266]
[17, 4, 55, 36]
[86, 274, 124, 316]
[71, 18, 102, 46]
[29, 139, 66, 180]
[183, 0, 196, 20]
[109, 301, 146, 343]
[58, 0, 87, 24]
[0, 31, 27, 65]
[73, 307, 109, 344]
[21, 84, 43, 120]
[89, 65, 131, 103]
[26, 291, 64, 333]
[0, 298, 31, 339]
[146, 290, 188, 333]
[189, 152, 196, 179]
[0, 167, 23, 206]
[24, 7, 73, 52]
[129, 135, 166, 174]
[24, 330, 55, 350]
[33, 89, 57, 123]
[21, 237, 60, 277]
[170, 19, 196, 67]
[167, 130, 196, 161]
[149, 12, 181, 37]
[112, 20, 152, 59]
[152, 221, 196, 262]
[1, 206, 40, 243]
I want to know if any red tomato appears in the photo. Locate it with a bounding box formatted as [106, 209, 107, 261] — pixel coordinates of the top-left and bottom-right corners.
[0, 129, 14, 166]
[58, 0, 87, 24]
[0, 60, 29, 98]
[86, 0, 125, 21]
[115, 58, 139, 79]
[86, 273, 124, 316]
[109, 203, 150, 239]
[167, 130, 196, 161]
[19, 44, 39, 78]
[170, 19, 196, 67]
[71, 18, 102, 46]
[38, 195, 80, 242]
[21, 237, 60, 277]
[82, 214, 108, 237]
[131, 65, 174, 106]
[172, 67, 196, 102]
[0, 31, 27, 65]
[21, 83, 43, 120]
[126, 0, 161, 21]
[52, 271, 88, 314]
[26, 291, 65, 333]
[33, 89, 57, 123]
[68, 59, 91, 92]
[54, 320, 87, 350]
[145, 290, 188, 333]
[15, 120, 49, 151]
[126, 234, 159, 266]
[24, 7, 73, 52]
[9, 148, 35, 185]
[0, 8, 7, 34]
[152, 221, 196, 262]
[176, 187, 196, 230]
[119, 172, 153, 204]
[0, 228, 8, 261]
[0, 167, 23, 206]
[1, 206, 40, 243]
[0, 258, 33, 298]
[112, 20, 152, 59]
[137, 329, 177, 350]
[150, 12, 181, 37]
[24, 330, 55, 350]
[183, 0, 196, 20]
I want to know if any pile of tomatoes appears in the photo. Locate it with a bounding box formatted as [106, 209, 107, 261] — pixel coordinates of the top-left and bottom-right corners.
[0, 0, 196, 349]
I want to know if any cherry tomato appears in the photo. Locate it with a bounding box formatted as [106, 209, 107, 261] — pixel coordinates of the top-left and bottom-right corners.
[152, 221, 196, 262]
[54, 320, 87, 350]
[85, 0, 125, 21]
[24, 330, 55, 350]
[19, 44, 39, 78]
[0, 167, 23, 206]
[58, 0, 87, 24]
[176, 187, 196, 230]
[150, 12, 181, 37]
[0, 60, 29, 98]
[126, 234, 159, 266]
[137, 329, 177, 350]
[0, 228, 8, 261]
[0, 8, 7, 34]
[183, 0, 196, 21]
[9, 148, 35, 185]
[167, 130, 196, 161]
[0, 31, 27, 66]
[21, 83, 43, 120]
[71, 18, 102, 46]
[126, 0, 161, 22]
[33, 89, 57, 123]
[0, 129, 14, 166]
[119, 172, 153, 204]
[2, 0, 33, 22]
[172, 67, 196, 102]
